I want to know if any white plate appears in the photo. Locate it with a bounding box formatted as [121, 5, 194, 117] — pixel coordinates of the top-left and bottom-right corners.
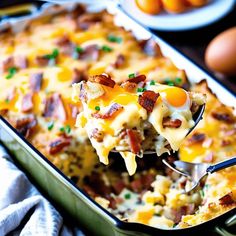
[120, 0, 235, 31]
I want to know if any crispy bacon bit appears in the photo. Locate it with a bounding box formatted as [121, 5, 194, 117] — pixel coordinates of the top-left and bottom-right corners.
[112, 180, 126, 195]
[128, 74, 146, 84]
[130, 173, 155, 193]
[187, 133, 205, 145]
[139, 38, 162, 57]
[72, 68, 87, 84]
[162, 117, 182, 128]
[77, 13, 102, 30]
[14, 56, 28, 69]
[89, 73, 115, 88]
[79, 44, 100, 61]
[21, 93, 33, 112]
[113, 54, 125, 69]
[138, 90, 159, 112]
[121, 81, 137, 92]
[127, 129, 142, 154]
[211, 112, 234, 124]
[0, 109, 8, 116]
[68, 4, 85, 19]
[35, 56, 50, 67]
[43, 93, 67, 121]
[29, 72, 43, 92]
[219, 192, 235, 206]
[15, 115, 37, 138]
[56, 36, 75, 55]
[1, 56, 14, 72]
[90, 128, 104, 142]
[137, 81, 146, 88]
[172, 204, 195, 224]
[221, 139, 231, 147]
[92, 103, 123, 119]
[48, 137, 71, 155]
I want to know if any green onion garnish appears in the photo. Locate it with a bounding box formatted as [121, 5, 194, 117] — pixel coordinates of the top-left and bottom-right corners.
[47, 121, 54, 131]
[165, 79, 174, 86]
[150, 80, 155, 85]
[95, 106, 100, 111]
[101, 45, 113, 52]
[124, 193, 131, 199]
[59, 127, 65, 132]
[137, 87, 146, 92]
[44, 48, 59, 60]
[107, 35, 122, 44]
[199, 189, 205, 198]
[76, 46, 83, 54]
[128, 73, 135, 79]
[5, 67, 17, 79]
[5, 98, 10, 104]
[65, 125, 71, 134]
[175, 77, 182, 84]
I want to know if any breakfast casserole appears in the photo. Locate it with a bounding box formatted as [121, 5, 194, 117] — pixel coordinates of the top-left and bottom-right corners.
[72, 75, 205, 175]
[0, 4, 235, 230]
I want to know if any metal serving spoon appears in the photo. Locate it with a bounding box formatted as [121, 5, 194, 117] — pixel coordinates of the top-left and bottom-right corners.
[112, 104, 205, 154]
[162, 157, 236, 193]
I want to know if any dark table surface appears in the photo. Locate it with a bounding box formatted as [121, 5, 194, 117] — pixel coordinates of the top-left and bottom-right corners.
[152, 3, 236, 94]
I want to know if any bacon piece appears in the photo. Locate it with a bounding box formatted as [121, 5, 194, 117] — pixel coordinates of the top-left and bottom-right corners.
[89, 73, 115, 88]
[219, 192, 235, 206]
[55, 36, 75, 56]
[14, 56, 28, 69]
[43, 93, 67, 121]
[68, 4, 85, 19]
[128, 74, 146, 84]
[15, 115, 37, 138]
[138, 90, 159, 112]
[92, 103, 123, 119]
[221, 139, 231, 147]
[163, 117, 182, 128]
[79, 44, 100, 61]
[121, 81, 137, 92]
[35, 56, 50, 67]
[72, 68, 87, 84]
[139, 38, 162, 57]
[77, 13, 102, 30]
[112, 180, 126, 195]
[211, 112, 234, 124]
[113, 54, 125, 69]
[29, 72, 43, 92]
[172, 204, 195, 224]
[21, 93, 33, 112]
[203, 152, 214, 163]
[187, 133, 205, 145]
[1, 56, 14, 72]
[48, 137, 71, 155]
[90, 128, 104, 142]
[127, 129, 142, 154]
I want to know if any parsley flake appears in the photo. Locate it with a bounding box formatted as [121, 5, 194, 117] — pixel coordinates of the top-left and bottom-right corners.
[150, 80, 155, 85]
[107, 35, 122, 44]
[175, 77, 182, 84]
[101, 45, 113, 52]
[164, 79, 174, 86]
[47, 121, 54, 131]
[128, 73, 135, 79]
[76, 46, 83, 54]
[124, 193, 131, 199]
[5, 67, 17, 79]
[45, 48, 59, 60]
[137, 87, 146, 92]
[59, 127, 65, 132]
[65, 125, 71, 134]
[95, 106, 100, 111]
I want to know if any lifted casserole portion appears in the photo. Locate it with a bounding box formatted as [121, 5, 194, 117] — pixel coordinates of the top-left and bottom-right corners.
[72, 73, 206, 175]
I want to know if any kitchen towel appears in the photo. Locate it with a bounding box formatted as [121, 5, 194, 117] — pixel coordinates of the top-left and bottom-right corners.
[0, 145, 84, 236]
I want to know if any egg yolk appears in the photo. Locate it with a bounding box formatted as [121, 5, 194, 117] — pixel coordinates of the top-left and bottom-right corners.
[162, 87, 187, 107]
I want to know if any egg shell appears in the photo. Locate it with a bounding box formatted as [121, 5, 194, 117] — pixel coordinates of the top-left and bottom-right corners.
[205, 27, 236, 76]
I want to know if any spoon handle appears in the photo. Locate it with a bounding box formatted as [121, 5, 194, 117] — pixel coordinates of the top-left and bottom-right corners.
[206, 157, 236, 174]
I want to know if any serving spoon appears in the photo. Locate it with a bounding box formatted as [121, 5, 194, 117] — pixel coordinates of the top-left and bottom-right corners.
[162, 157, 236, 193]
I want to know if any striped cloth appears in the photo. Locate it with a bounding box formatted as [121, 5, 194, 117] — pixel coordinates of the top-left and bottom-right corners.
[0, 145, 85, 236]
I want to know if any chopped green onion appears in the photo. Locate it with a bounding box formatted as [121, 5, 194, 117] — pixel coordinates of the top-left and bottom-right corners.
[175, 77, 182, 84]
[5, 67, 17, 79]
[165, 79, 174, 86]
[124, 193, 131, 199]
[47, 121, 54, 131]
[101, 45, 113, 52]
[95, 106, 100, 111]
[65, 125, 71, 134]
[128, 73, 135, 79]
[5, 98, 10, 104]
[59, 127, 65, 132]
[199, 189, 205, 198]
[137, 87, 146, 92]
[107, 34, 122, 44]
[76, 46, 83, 53]
[150, 80, 155, 85]
[44, 48, 59, 60]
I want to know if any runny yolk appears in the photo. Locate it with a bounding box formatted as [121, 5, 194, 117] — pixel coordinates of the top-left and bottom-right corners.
[162, 87, 187, 107]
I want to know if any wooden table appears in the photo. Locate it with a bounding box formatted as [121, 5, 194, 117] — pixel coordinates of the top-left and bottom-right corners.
[152, 4, 236, 94]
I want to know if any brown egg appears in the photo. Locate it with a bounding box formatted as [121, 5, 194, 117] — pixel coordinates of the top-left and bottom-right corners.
[205, 27, 236, 76]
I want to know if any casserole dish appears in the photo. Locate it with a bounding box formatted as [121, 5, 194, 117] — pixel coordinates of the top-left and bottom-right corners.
[0, 1, 235, 235]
